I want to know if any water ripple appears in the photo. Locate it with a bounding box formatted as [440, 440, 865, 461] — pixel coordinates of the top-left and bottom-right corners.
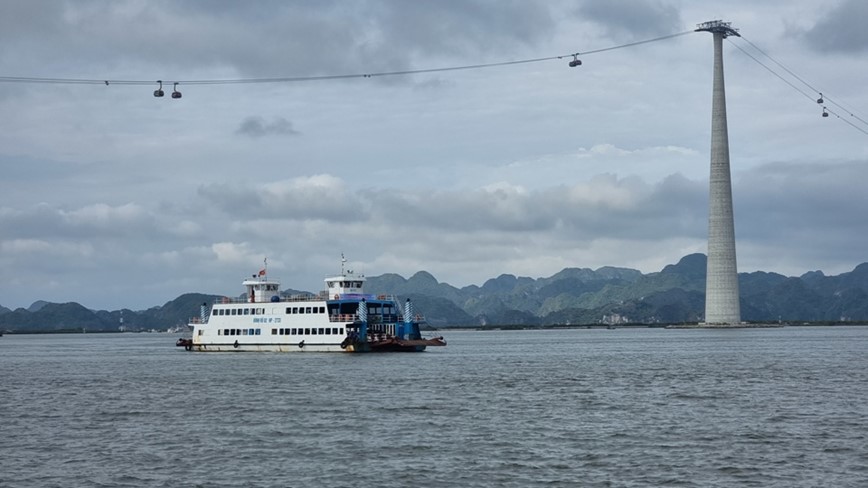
[2, 327, 868, 487]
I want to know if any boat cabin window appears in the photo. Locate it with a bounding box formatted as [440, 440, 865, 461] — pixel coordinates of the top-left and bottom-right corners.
[285, 306, 326, 315]
[331, 302, 359, 315]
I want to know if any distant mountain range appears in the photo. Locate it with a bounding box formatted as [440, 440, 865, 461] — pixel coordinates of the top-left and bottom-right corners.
[3, 253, 868, 332]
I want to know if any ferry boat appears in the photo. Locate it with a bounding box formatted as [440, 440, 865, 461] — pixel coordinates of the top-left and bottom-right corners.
[178, 263, 446, 353]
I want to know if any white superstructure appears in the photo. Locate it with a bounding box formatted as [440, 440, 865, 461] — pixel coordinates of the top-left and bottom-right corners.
[183, 265, 445, 353]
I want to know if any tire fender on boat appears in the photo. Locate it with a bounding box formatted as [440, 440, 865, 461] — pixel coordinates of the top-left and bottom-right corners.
[233, 340, 239, 349]
[185, 344, 192, 351]
[298, 340, 305, 349]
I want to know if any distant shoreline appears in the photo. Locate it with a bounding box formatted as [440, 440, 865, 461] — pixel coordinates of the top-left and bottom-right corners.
[435, 322, 868, 331]
[4, 322, 867, 335]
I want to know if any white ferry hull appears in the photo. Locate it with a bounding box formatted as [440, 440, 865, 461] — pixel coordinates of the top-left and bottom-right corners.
[190, 342, 348, 353]
[178, 265, 445, 353]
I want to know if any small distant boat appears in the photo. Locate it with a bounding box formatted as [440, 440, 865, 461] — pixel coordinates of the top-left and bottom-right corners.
[178, 258, 445, 353]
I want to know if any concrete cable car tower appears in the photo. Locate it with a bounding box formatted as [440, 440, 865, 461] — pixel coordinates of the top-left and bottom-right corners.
[696, 20, 742, 325]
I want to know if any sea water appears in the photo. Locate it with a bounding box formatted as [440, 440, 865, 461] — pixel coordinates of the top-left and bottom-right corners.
[1, 326, 867, 487]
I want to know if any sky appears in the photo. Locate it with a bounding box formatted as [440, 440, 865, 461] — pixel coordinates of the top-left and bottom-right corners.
[1, 0, 867, 311]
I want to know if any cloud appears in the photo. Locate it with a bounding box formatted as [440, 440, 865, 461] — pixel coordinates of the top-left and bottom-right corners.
[0, 203, 153, 240]
[735, 160, 868, 238]
[191, 172, 706, 245]
[0, 1, 558, 78]
[576, 0, 682, 41]
[801, 0, 868, 53]
[375, 0, 556, 57]
[236, 116, 300, 138]
[211, 242, 262, 266]
[2, 158, 867, 310]
[198, 175, 366, 221]
[2, 1, 867, 312]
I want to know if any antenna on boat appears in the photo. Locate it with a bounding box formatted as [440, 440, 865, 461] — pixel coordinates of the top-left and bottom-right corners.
[341, 253, 346, 276]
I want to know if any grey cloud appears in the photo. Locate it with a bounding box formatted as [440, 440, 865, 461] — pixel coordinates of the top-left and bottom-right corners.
[194, 173, 706, 240]
[0, 202, 160, 241]
[3, 1, 868, 312]
[0, 154, 80, 182]
[197, 179, 366, 222]
[735, 160, 868, 239]
[576, 0, 682, 41]
[0, 1, 558, 79]
[3, 161, 867, 310]
[801, 0, 868, 53]
[377, 0, 556, 57]
[236, 116, 300, 138]
[367, 173, 706, 240]
[730, 159, 868, 273]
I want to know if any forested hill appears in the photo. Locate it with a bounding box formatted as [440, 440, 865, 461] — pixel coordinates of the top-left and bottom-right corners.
[3, 254, 868, 332]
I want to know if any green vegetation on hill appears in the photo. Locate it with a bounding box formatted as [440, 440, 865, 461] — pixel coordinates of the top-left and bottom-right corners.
[3, 254, 868, 332]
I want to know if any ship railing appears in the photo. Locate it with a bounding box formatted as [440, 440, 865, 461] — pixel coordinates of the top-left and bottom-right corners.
[188, 317, 203, 324]
[329, 313, 359, 323]
[329, 293, 397, 301]
[211, 293, 400, 305]
[214, 294, 324, 305]
[325, 313, 422, 324]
